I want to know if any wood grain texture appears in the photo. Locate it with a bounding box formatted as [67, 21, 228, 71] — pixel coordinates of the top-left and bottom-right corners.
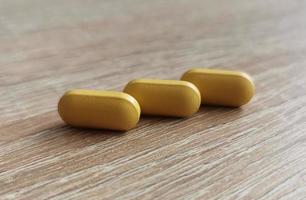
[1, 0, 306, 199]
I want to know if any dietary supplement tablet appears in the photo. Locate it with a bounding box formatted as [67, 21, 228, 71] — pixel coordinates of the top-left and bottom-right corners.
[58, 89, 140, 131]
[123, 79, 201, 117]
[181, 68, 255, 107]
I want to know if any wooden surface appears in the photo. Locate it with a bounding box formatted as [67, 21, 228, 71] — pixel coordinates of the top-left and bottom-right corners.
[1, 0, 306, 199]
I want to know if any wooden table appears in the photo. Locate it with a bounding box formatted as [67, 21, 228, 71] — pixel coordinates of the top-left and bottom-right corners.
[1, 0, 306, 199]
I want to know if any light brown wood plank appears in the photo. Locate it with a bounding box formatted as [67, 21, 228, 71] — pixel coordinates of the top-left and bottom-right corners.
[1, 0, 306, 199]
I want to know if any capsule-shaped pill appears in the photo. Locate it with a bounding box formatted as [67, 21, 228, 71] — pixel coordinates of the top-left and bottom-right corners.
[123, 79, 201, 117]
[181, 68, 255, 107]
[58, 90, 140, 131]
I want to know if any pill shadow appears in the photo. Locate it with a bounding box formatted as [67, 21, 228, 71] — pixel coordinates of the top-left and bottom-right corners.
[136, 105, 244, 128]
[54, 124, 127, 146]
[137, 113, 202, 130]
[54, 105, 244, 147]
[199, 105, 244, 112]
[139, 114, 188, 124]
[138, 105, 243, 120]
[195, 105, 247, 124]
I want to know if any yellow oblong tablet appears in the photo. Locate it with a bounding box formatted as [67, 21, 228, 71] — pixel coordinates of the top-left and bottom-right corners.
[181, 68, 255, 107]
[123, 79, 201, 117]
[58, 90, 140, 131]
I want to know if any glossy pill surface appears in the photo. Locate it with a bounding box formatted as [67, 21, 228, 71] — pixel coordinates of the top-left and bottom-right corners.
[123, 79, 201, 117]
[58, 90, 140, 131]
[181, 68, 255, 107]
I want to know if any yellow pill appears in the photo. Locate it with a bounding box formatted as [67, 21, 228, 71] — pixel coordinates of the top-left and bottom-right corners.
[58, 89, 140, 131]
[123, 79, 201, 117]
[181, 68, 255, 107]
